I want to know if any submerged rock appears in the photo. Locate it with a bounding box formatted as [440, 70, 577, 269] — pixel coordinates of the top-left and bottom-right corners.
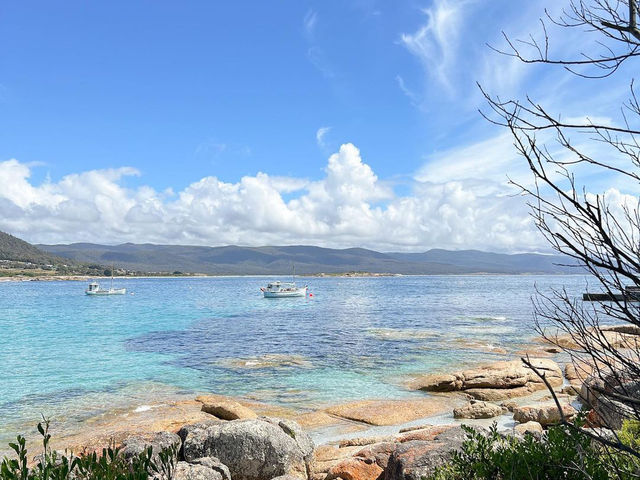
[180, 417, 314, 480]
[221, 354, 312, 370]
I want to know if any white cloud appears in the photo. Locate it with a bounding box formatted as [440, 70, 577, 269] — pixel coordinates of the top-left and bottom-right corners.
[399, 0, 470, 94]
[416, 132, 523, 187]
[0, 144, 557, 252]
[303, 9, 317, 38]
[316, 126, 331, 147]
[395, 75, 422, 108]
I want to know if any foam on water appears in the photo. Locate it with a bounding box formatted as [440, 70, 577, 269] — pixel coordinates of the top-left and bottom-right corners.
[134, 405, 153, 413]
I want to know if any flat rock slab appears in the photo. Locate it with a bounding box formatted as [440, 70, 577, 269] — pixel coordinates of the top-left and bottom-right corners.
[294, 411, 344, 429]
[47, 400, 214, 454]
[325, 398, 454, 426]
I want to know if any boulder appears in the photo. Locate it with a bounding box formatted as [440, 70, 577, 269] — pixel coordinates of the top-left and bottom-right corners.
[512, 404, 577, 426]
[174, 461, 224, 480]
[500, 401, 519, 412]
[561, 385, 580, 396]
[412, 359, 562, 400]
[180, 417, 314, 480]
[326, 457, 384, 480]
[197, 394, 258, 420]
[514, 421, 543, 435]
[600, 324, 640, 335]
[354, 442, 398, 468]
[453, 401, 504, 419]
[312, 445, 363, 478]
[464, 386, 532, 401]
[547, 327, 639, 350]
[174, 458, 231, 480]
[120, 431, 181, 464]
[340, 436, 395, 448]
[564, 362, 593, 389]
[191, 457, 231, 480]
[580, 374, 639, 429]
[384, 427, 468, 480]
[411, 374, 462, 392]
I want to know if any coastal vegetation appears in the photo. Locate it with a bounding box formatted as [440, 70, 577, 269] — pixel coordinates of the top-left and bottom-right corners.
[430, 420, 640, 480]
[468, 0, 640, 475]
[1, 419, 177, 480]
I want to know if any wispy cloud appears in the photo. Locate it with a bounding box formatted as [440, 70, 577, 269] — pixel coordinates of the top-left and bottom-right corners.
[307, 46, 336, 79]
[395, 75, 422, 108]
[303, 9, 317, 38]
[195, 138, 251, 162]
[399, 0, 470, 95]
[316, 126, 331, 147]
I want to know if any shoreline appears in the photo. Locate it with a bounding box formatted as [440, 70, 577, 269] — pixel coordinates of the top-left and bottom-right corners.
[0, 341, 575, 457]
[0, 272, 588, 283]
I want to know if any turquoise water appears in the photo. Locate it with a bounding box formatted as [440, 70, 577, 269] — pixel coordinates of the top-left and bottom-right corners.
[0, 275, 586, 443]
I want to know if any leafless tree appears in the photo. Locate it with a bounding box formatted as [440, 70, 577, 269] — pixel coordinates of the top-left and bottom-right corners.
[482, 0, 640, 472]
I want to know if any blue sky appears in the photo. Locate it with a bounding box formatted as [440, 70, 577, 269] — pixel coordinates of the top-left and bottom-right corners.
[0, 1, 636, 251]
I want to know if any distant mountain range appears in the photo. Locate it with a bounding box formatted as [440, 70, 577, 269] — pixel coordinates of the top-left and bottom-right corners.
[37, 242, 579, 275]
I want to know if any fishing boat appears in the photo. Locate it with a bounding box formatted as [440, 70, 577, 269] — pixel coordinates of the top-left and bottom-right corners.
[85, 267, 126, 295]
[260, 281, 307, 298]
[260, 264, 308, 298]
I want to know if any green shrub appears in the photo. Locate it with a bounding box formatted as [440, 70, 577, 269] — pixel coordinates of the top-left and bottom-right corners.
[0, 419, 176, 480]
[429, 422, 623, 480]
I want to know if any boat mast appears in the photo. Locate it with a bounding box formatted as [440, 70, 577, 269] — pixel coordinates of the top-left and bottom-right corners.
[111, 263, 114, 290]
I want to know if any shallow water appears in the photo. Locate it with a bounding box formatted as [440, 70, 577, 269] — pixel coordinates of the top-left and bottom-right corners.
[0, 274, 587, 444]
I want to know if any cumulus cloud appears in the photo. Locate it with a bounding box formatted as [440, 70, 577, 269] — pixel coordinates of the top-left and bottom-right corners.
[0, 143, 579, 252]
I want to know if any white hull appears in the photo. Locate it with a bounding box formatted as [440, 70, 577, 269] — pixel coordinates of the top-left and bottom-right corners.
[86, 288, 127, 296]
[263, 287, 307, 298]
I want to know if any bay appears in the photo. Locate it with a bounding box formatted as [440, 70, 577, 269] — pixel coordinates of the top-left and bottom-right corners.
[0, 274, 586, 444]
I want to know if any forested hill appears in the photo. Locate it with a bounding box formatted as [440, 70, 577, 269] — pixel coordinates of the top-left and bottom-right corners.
[0, 231, 65, 265]
[38, 242, 578, 275]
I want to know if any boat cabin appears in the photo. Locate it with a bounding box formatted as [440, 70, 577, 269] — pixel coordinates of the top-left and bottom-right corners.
[87, 282, 100, 293]
[265, 281, 297, 292]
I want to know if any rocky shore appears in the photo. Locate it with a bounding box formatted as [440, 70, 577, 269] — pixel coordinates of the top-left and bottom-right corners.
[10, 324, 639, 480]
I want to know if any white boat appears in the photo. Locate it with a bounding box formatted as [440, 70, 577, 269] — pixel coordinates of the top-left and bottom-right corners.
[85, 267, 126, 295]
[261, 281, 307, 298]
[85, 282, 127, 295]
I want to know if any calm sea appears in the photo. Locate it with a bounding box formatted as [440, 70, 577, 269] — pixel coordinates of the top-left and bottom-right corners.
[0, 275, 587, 444]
